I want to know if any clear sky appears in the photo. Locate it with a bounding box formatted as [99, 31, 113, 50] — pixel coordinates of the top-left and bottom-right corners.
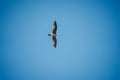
[0, 0, 120, 80]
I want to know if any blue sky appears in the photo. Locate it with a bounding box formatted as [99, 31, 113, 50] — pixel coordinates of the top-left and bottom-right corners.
[0, 0, 120, 80]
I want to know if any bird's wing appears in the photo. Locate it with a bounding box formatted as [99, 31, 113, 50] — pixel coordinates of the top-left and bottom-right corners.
[52, 21, 57, 34]
[52, 36, 57, 48]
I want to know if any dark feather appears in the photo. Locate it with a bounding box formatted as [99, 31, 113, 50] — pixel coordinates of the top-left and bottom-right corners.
[52, 21, 57, 34]
[52, 36, 57, 48]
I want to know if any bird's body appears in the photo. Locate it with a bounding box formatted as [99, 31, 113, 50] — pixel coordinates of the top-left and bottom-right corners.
[48, 34, 57, 37]
[48, 21, 57, 48]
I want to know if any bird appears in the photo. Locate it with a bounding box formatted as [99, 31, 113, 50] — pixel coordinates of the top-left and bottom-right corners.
[48, 21, 57, 48]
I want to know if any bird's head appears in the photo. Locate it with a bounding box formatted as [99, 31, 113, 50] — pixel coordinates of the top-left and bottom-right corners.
[48, 34, 51, 36]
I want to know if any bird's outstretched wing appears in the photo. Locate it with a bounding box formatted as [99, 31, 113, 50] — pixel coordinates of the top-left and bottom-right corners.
[52, 36, 57, 48]
[52, 21, 57, 34]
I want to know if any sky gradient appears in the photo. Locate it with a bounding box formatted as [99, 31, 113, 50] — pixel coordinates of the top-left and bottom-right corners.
[0, 0, 120, 80]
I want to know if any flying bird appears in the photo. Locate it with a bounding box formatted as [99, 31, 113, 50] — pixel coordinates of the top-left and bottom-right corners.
[48, 21, 57, 48]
